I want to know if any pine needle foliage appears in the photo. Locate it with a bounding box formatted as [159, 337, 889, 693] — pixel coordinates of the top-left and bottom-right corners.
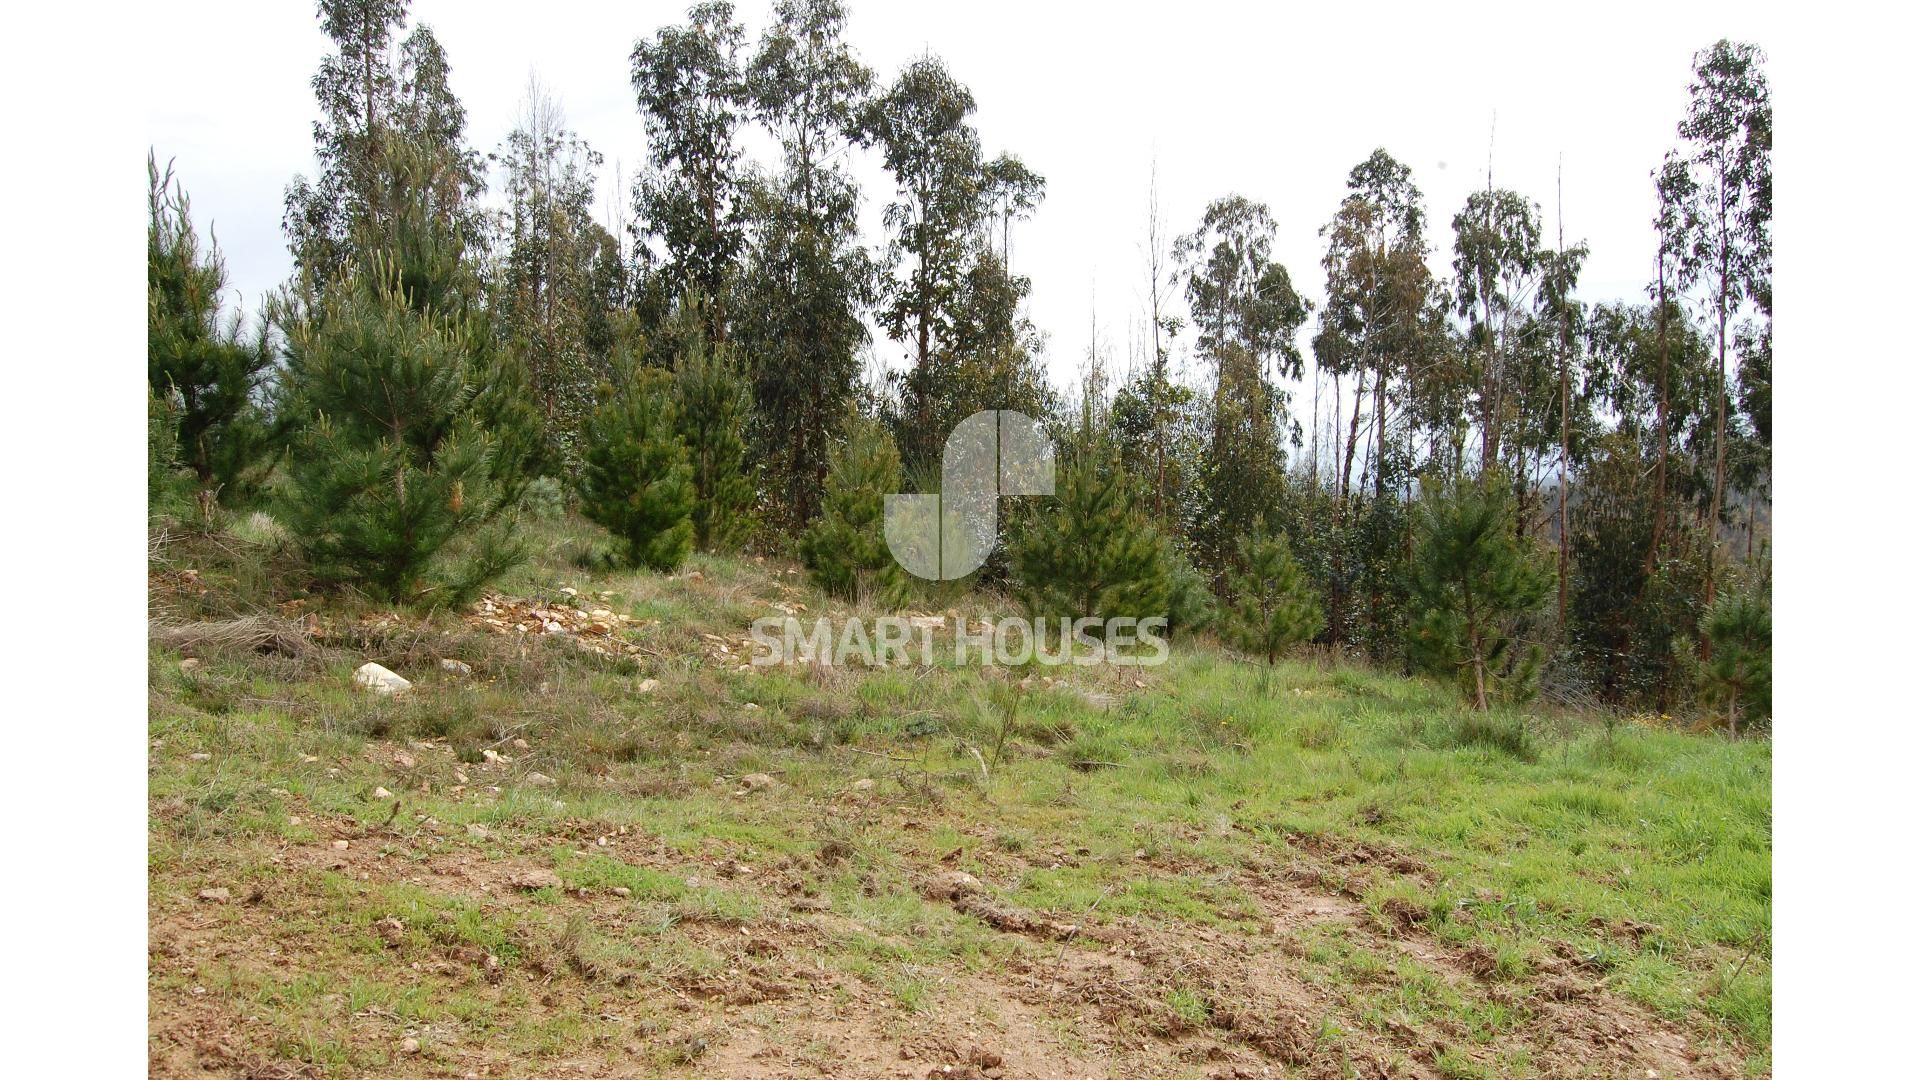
[575, 367, 696, 572]
[1011, 451, 1172, 630]
[148, 155, 275, 502]
[1225, 529, 1324, 669]
[1406, 475, 1552, 709]
[799, 416, 906, 603]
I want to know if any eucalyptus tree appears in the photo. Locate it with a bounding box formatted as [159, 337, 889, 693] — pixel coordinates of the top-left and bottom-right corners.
[494, 79, 608, 472]
[866, 55, 985, 469]
[737, 0, 874, 522]
[1175, 196, 1310, 580]
[285, 0, 483, 291]
[630, 1, 749, 344]
[1674, 39, 1770, 606]
[1313, 150, 1437, 503]
[1451, 187, 1549, 479]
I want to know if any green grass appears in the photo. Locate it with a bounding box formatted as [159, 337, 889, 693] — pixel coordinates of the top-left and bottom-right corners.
[148, 513, 1772, 1076]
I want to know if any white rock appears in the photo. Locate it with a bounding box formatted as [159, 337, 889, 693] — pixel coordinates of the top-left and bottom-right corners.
[525, 772, 558, 788]
[178, 658, 201, 673]
[189, 752, 212, 762]
[637, 678, 661, 693]
[439, 658, 473, 677]
[511, 738, 529, 750]
[373, 787, 393, 800]
[737, 772, 777, 793]
[353, 662, 412, 695]
[197, 887, 231, 903]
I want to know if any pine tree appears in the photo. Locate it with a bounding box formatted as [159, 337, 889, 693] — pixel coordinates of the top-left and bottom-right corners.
[1701, 586, 1769, 736]
[672, 332, 756, 551]
[148, 156, 275, 502]
[1407, 475, 1552, 709]
[798, 417, 905, 602]
[1225, 530, 1323, 675]
[575, 367, 695, 572]
[278, 137, 533, 605]
[1011, 453, 1171, 630]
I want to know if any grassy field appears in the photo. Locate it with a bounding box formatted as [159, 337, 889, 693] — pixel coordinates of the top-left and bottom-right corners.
[148, 515, 1771, 1078]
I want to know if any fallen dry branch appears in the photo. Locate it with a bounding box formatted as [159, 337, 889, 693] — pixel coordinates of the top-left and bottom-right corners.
[150, 615, 316, 658]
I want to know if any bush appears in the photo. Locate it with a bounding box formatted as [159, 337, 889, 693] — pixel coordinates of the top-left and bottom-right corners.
[799, 417, 906, 602]
[1406, 474, 1552, 710]
[148, 156, 275, 503]
[1224, 529, 1323, 669]
[276, 137, 535, 605]
[1702, 587, 1770, 735]
[1010, 451, 1171, 632]
[672, 335, 755, 551]
[575, 370, 695, 572]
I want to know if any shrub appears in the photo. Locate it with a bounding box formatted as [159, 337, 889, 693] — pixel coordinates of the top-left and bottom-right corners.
[799, 417, 906, 602]
[574, 369, 695, 572]
[1406, 475, 1552, 709]
[672, 334, 755, 551]
[1223, 529, 1323, 672]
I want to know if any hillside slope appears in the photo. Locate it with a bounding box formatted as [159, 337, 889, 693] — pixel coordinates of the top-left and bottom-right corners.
[148, 519, 1771, 1078]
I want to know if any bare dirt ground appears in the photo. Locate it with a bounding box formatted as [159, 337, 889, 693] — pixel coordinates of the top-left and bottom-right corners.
[150, 755, 1745, 1079]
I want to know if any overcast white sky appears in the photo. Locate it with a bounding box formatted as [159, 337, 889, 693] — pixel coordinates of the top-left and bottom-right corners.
[147, 0, 1779, 398]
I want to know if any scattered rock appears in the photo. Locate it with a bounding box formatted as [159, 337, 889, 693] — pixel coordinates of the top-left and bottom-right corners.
[737, 772, 777, 793]
[636, 678, 661, 693]
[197, 887, 231, 903]
[611, 887, 632, 898]
[373, 787, 393, 800]
[524, 771, 557, 788]
[921, 870, 982, 902]
[466, 824, 490, 839]
[481, 749, 504, 765]
[511, 738, 530, 750]
[508, 868, 562, 891]
[686, 570, 705, 584]
[743, 702, 760, 711]
[400, 1037, 420, 1054]
[393, 751, 415, 768]
[848, 778, 877, 794]
[188, 752, 212, 762]
[178, 658, 201, 673]
[439, 658, 472, 677]
[332, 839, 351, 850]
[353, 662, 412, 695]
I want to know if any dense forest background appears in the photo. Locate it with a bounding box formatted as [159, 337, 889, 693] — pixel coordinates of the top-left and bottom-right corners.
[149, 0, 1771, 727]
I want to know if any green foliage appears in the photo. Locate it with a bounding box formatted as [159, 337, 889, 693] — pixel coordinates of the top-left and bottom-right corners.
[630, 0, 748, 341]
[1011, 453, 1171, 629]
[671, 332, 756, 551]
[277, 134, 534, 605]
[1407, 476, 1552, 709]
[148, 156, 275, 501]
[1702, 586, 1770, 734]
[575, 369, 695, 572]
[1225, 530, 1324, 666]
[1161, 542, 1218, 636]
[798, 417, 905, 602]
[737, 0, 874, 525]
[278, 256, 526, 604]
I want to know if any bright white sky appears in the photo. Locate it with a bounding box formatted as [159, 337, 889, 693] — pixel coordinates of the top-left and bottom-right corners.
[147, 0, 1778, 402]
